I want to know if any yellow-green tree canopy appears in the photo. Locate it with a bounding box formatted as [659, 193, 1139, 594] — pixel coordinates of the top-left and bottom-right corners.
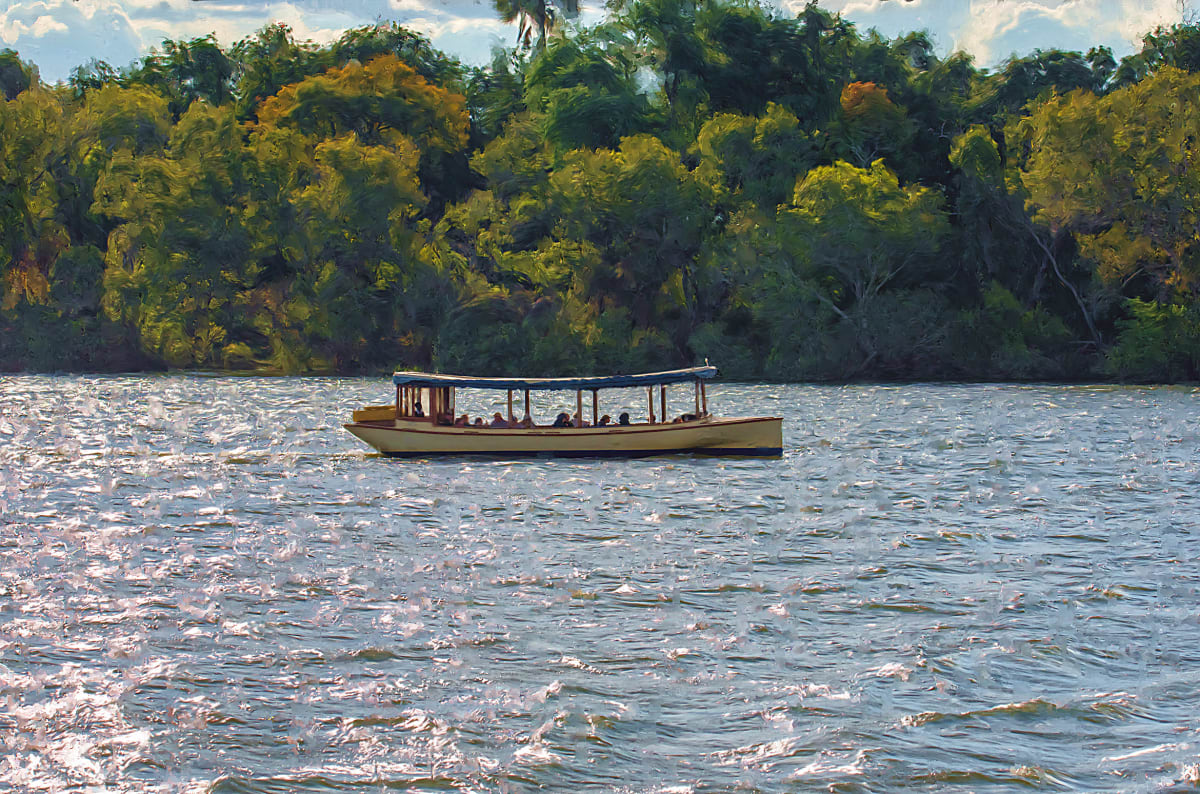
[256, 54, 468, 154]
[784, 159, 950, 308]
[6, 14, 1200, 381]
[1014, 66, 1200, 299]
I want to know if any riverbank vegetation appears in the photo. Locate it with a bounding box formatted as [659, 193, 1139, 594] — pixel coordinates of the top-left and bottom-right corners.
[2, 5, 1199, 380]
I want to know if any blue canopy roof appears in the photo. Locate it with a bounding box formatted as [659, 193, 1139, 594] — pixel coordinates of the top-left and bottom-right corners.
[392, 365, 717, 391]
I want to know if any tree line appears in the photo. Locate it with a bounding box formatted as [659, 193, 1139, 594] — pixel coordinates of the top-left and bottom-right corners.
[1, 4, 1199, 381]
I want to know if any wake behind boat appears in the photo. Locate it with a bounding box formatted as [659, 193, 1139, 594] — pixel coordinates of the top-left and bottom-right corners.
[344, 366, 782, 457]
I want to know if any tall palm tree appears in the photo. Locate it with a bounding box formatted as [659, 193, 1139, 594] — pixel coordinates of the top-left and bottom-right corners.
[494, 0, 579, 52]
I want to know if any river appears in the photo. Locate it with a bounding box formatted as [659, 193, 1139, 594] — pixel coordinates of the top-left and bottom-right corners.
[1, 376, 1198, 791]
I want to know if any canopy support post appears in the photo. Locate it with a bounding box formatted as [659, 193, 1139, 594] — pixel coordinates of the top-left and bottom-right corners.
[507, 389, 514, 424]
[648, 387, 655, 423]
[661, 385, 667, 423]
[701, 381, 707, 416]
[576, 390, 583, 427]
[524, 389, 530, 424]
[395, 384, 401, 419]
[694, 380, 700, 417]
[592, 389, 599, 426]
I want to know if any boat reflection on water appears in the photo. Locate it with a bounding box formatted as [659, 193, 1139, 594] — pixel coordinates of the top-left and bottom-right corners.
[344, 365, 783, 457]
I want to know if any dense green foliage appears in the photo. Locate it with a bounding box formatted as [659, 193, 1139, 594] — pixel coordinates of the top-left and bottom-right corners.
[2, 9, 1200, 381]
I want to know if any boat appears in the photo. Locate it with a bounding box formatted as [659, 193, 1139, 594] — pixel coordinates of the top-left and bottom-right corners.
[344, 365, 782, 457]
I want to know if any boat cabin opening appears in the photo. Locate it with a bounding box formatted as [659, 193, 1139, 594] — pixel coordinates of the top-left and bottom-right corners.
[389, 374, 711, 429]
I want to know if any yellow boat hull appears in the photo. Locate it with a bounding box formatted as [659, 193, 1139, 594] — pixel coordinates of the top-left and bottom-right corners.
[343, 416, 782, 457]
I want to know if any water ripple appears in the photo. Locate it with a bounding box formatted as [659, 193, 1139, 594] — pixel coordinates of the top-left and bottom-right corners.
[1, 377, 1199, 791]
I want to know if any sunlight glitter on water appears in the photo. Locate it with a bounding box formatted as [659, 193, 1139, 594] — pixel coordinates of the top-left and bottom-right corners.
[2, 376, 1200, 790]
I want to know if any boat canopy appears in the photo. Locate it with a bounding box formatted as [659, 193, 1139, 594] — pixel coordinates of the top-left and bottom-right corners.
[392, 365, 717, 391]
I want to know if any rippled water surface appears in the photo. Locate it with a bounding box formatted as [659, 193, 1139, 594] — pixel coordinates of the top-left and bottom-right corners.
[2, 376, 1200, 792]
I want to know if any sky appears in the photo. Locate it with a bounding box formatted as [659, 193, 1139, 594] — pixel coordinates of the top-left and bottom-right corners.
[0, 0, 1186, 84]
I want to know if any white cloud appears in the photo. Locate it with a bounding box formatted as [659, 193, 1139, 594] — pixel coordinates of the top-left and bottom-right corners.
[421, 14, 512, 60]
[783, 0, 1181, 67]
[0, 0, 1187, 83]
[954, 0, 1045, 64]
[0, 1, 144, 78]
[0, 0, 512, 81]
[952, 0, 1178, 65]
[28, 15, 69, 36]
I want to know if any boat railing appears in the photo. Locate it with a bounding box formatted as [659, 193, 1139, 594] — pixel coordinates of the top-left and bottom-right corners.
[384, 372, 712, 429]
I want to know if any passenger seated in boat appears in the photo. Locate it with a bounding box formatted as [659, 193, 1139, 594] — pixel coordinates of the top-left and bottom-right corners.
[454, 414, 469, 427]
[573, 412, 589, 427]
[473, 417, 485, 426]
[618, 412, 631, 426]
[490, 412, 508, 427]
[413, 401, 424, 417]
[597, 414, 612, 426]
[436, 412, 453, 426]
[516, 414, 533, 428]
[673, 412, 698, 423]
[552, 412, 572, 428]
